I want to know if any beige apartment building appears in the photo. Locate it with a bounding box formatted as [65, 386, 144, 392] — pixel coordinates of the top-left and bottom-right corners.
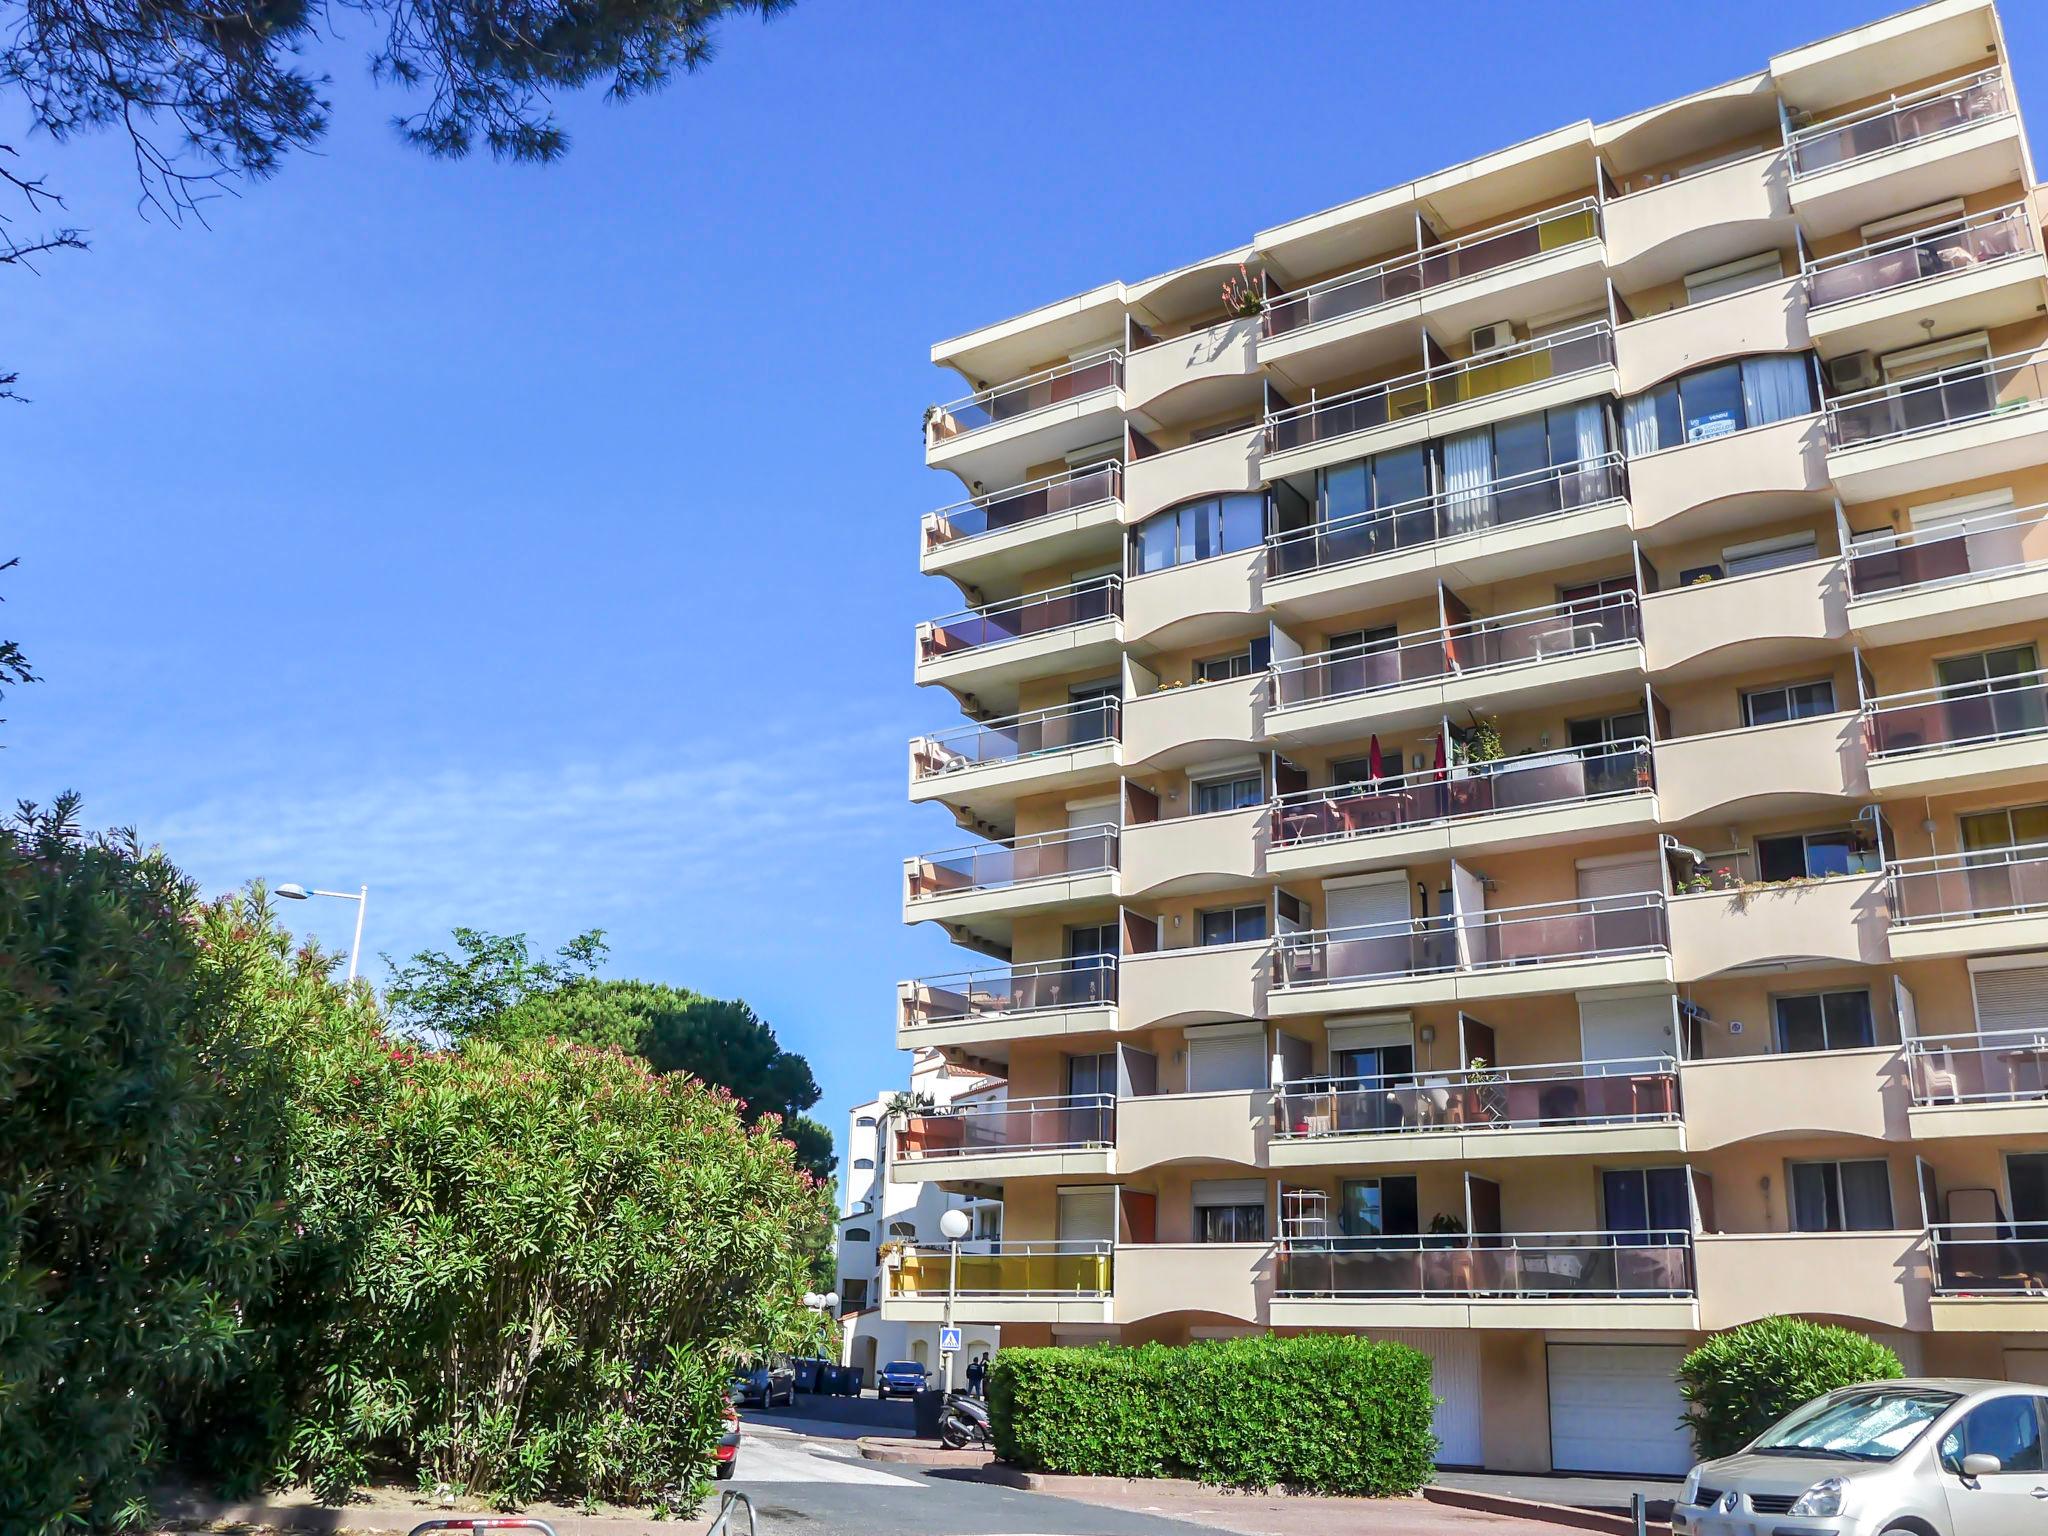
[889, 0, 2048, 1477]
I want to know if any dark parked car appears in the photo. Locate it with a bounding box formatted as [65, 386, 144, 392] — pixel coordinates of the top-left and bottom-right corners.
[731, 1358, 795, 1408]
[876, 1360, 930, 1400]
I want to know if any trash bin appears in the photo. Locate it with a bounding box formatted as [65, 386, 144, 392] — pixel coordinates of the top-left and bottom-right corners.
[793, 1358, 820, 1393]
[847, 1365, 866, 1397]
[912, 1387, 946, 1441]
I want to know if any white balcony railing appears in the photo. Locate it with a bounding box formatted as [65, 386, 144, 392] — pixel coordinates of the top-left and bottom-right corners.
[1929, 1221, 2048, 1295]
[1276, 1231, 1693, 1298]
[1862, 666, 2048, 759]
[925, 350, 1123, 443]
[912, 698, 1120, 780]
[1825, 348, 2048, 451]
[906, 824, 1119, 902]
[1848, 498, 2048, 600]
[1805, 202, 2035, 309]
[1907, 1026, 2048, 1106]
[1886, 843, 2048, 928]
[1274, 1055, 1679, 1139]
[1787, 68, 2011, 180]
[918, 574, 1122, 664]
[900, 955, 1118, 1029]
[894, 1095, 1115, 1160]
[923, 462, 1124, 553]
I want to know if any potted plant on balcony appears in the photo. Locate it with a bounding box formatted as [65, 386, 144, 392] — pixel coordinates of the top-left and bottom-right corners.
[1221, 263, 1266, 318]
[1422, 1212, 1476, 1295]
[1468, 1057, 1507, 1126]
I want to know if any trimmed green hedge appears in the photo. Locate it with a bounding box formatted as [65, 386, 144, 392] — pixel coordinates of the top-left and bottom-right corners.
[1678, 1318, 1904, 1459]
[987, 1335, 1437, 1494]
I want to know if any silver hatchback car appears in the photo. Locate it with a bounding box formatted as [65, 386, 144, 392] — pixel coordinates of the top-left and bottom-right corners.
[1673, 1378, 2048, 1536]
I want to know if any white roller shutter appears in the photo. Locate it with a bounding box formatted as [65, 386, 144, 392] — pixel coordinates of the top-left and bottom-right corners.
[1191, 1179, 1266, 1208]
[1327, 874, 1411, 933]
[1971, 962, 2048, 1033]
[1187, 1032, 1269, 1092]
[1547, 1344, 1692, 1475]
[1578, 993, 1677, 1071]
[1373, 1330, 1480, 1466]
[1056, 1188, 1115, 1243]
[1576, 857, 1660, 902]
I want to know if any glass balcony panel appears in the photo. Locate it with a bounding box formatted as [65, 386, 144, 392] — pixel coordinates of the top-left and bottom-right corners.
[1908, 1027, 2048, 1105]
[1807, 206, 2033, 309]
[915, 699, 1121, 777]
[904, 956, 1119, 1027]
[921, 576, 1122, 661]
[1788, 71, 2010, 177]
[893, 1242, 1113, 1297]
[1864, 669, 2048, 756]
[928, 463, 1123, 547]
[1848, 503, 2048, 597]
[1887, 844, 2048, 925]
[1825, 352, 2044, 449]
[1275, 1233, 1692, 1297]
[895, 1094, 1116, 1159]
[1273, 1055, 1678, 1138]
[1930, 1221, 2048, 1294]
[1446, 591, 1640, 671]
[938, 353, 1124, 436]
[909, 826, 1119, 899]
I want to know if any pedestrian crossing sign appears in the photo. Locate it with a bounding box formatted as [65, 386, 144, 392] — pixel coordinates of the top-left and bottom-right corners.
[939, 1326, 963, 1352]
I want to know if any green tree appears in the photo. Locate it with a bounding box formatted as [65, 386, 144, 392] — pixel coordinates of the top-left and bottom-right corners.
[1678, 1318, 1904, 1459]
[0, 796, 303, 1531]
[384, 926, 607, 1043]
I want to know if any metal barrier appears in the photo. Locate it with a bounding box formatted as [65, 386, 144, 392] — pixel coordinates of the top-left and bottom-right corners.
[409, 1522, 558, 1535]
[707, 1490, 758, 1536]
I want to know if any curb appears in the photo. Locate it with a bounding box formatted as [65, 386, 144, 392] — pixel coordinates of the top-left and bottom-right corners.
[854, 1436, 996, 1469]
[1424, 1486, 1674, 1536]
[152, 1492, 711, 1535]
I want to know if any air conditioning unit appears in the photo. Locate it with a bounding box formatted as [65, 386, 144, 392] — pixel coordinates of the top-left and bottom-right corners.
[1827, 351, 1881, 393]
[1470, 321, 1518, 354]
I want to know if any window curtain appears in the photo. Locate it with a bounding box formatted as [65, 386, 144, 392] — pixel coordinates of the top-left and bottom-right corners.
[1622, 392, 1661, 458]
[1442, 428, 1493, 536]
[1560, 400, 1608, 505]
[1740, 354, 1814, 430]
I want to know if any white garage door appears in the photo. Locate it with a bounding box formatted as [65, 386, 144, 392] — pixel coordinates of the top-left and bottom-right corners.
[1548, 1344, 1693, 1475]
[1375, 1329, 1481, 1467]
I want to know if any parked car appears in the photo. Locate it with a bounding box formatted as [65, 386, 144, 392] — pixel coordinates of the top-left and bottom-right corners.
[875, 1360, 930, 1400]
[713, 1397, 741, 1480]
[1673, 1377, 2048, 1536]
[731, 1358, 795, 1408]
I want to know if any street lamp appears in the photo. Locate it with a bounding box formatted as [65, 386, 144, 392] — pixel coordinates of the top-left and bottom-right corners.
[938, 1207, 972, 1393]
[276, 882, 370, 984]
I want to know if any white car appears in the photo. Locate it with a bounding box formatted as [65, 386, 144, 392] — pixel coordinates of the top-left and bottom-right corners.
[1673, 1378, 2048, 1536]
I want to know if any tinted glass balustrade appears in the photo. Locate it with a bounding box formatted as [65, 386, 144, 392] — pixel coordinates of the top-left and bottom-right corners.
[893, 1095, 1116, 1159]
[926, 463, 1123, 549]
[1266, 455, 1627, 579]
[1887, 845, 2048, 926]
[1264, 326, 1614, 455]
[1447, 591, 1639, 670]
[912, 699, 1121, 778]
[920, 576, 1121, 661]
[891, 1242, 1113, 1297]
[1270, 740, 1652, 847]
[1272, 893, 1667, 990]
[1273, 1056, 1678, 1140]
[1908, 1028, 2048, 1105]
[1863, 669, 2048, 757]
[1263, 202, 1600, 338]
[930, 353, 1123, 438]
[1807, 206, 2033, 309]
[1275, 1233, 1693, 1298]
[1930, 1221, 2048, 1295]
[907, 826, 1118, 900]
[1849, 505, 2048, 597]
[1825, 353, 2046, 449]
[1788, 71, 2011, 178]
[902, 957, 1119, 1027]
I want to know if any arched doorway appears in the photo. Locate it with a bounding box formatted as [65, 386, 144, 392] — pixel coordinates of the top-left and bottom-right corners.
[857, 1335, 879, 1382]
[911, 1338, 930, 1367]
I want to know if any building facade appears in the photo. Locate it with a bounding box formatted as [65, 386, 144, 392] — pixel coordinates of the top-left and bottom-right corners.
[836, 1048, 1002, 1380]
[891, 0, 2048, 1476]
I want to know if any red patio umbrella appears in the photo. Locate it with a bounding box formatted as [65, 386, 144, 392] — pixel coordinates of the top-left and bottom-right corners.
[1434, 731, 1448, 778]
[1367, 734, 1383, 781]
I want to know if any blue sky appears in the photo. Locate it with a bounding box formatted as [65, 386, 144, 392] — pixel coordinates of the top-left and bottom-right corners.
[7, 0, 2043, 1178]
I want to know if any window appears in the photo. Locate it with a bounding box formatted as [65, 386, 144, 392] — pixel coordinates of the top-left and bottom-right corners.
[1192, 770, 1263, 815]
[842, 1227, 872, 1244]
[1774, 991, 1876, 1053]
[839, 1278, 869, 1308]
[1790, 1159, 1893, 1231]
[886, 1221, 916, 1240]
[855, 1115, 876, 1127]
[1197, 1203, 1267, 1242]
[1195, 636, 1271, 683]
[853, 1157, 874, 1171]
[1742, 678, 1837, 726]
[1066, 923, 1117, 958]
[1959, 803, 2048, 854]
[1602, 1167, 1690, 1245]
[1939, 1395, 2047, 1475]
[1132, 492, 1265, 574]
[1623, 353, 1816, 454]
[1683, 250, 1784, 305]
[1938, 643, 2041, 693]
[1199, 905, 1268, 946]
[1568, 709, 1650, 749]
[1724, 532, 1818, 576]
[1339, 1175, 1419, 1240]
[1755, 829, 1878, 881]
[1318, 444, 1431, 526]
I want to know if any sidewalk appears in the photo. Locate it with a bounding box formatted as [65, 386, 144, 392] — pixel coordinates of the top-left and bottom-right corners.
[152, 1485, 726, 1535]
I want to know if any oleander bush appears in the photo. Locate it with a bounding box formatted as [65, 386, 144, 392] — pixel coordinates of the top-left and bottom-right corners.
[1678, 1317, 1904, 1459]
[988, 1335, 1437, 1494]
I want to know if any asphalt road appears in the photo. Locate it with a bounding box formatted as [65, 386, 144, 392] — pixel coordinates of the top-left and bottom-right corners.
[726, 1427, 1225, 1535]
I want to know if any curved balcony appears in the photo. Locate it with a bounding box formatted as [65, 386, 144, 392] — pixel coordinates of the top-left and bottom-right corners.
[1260, 201, 1604, 388]
[1124, 315, 1260, 415]
[1122, 672, 1264, 771]
[1121, 804, 1267, 897]
[1264, 455, 1631, 623]
[1653, 711, 1869, 824]
[881, 1240, 1113, 1325]
[1271, 1055, 1682, 1169]
[921, 464, 1125, 587]
[1805, 203, 2043, 359]
[1271, 1232, 1695, 1330]
[1123, 547, 1264, 653]
[1847, 499, 2048, 646]
[902, 825, 1119, 930]
[1118, 939, 1269, 1031]
[1604, 149, 1792, 283]
[892, 1096, 1116, 1183]
[1269, 892, 1670, 1014]
[1824, 348, 2048, 504]
[1641, 557, 1847, 682]
[1862, 666, 2048, 797]
[1118, 1088, 1271, 1172]
[1886, 843, 2048, 961]
[1908, 1027, 2048, 1141]
[896, 956, 1118, 1051]
[1267, 739, 1657, 879]
[915, 575, 1124, 707]
[1680, 1046, 1907, 1151]
[1786, 70, 2022, 238]
[1668, 873, 1891, 981]
[1628, 413, 1830, 541]
[909, 699, 1121, 823]
[925, 350, 1126, 485]
[1115, 1241, 1272, 1326]
[1613, 275, 1810, 396]
[1123, 425, 1262, 523]
[1697, 1232, 1929, 1333]
[1266, 591, 1644, 746]
[1261, 324, 1616, 481]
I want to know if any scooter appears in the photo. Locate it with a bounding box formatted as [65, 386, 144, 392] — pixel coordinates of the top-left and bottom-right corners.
[938, 1389, 993, 1449]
